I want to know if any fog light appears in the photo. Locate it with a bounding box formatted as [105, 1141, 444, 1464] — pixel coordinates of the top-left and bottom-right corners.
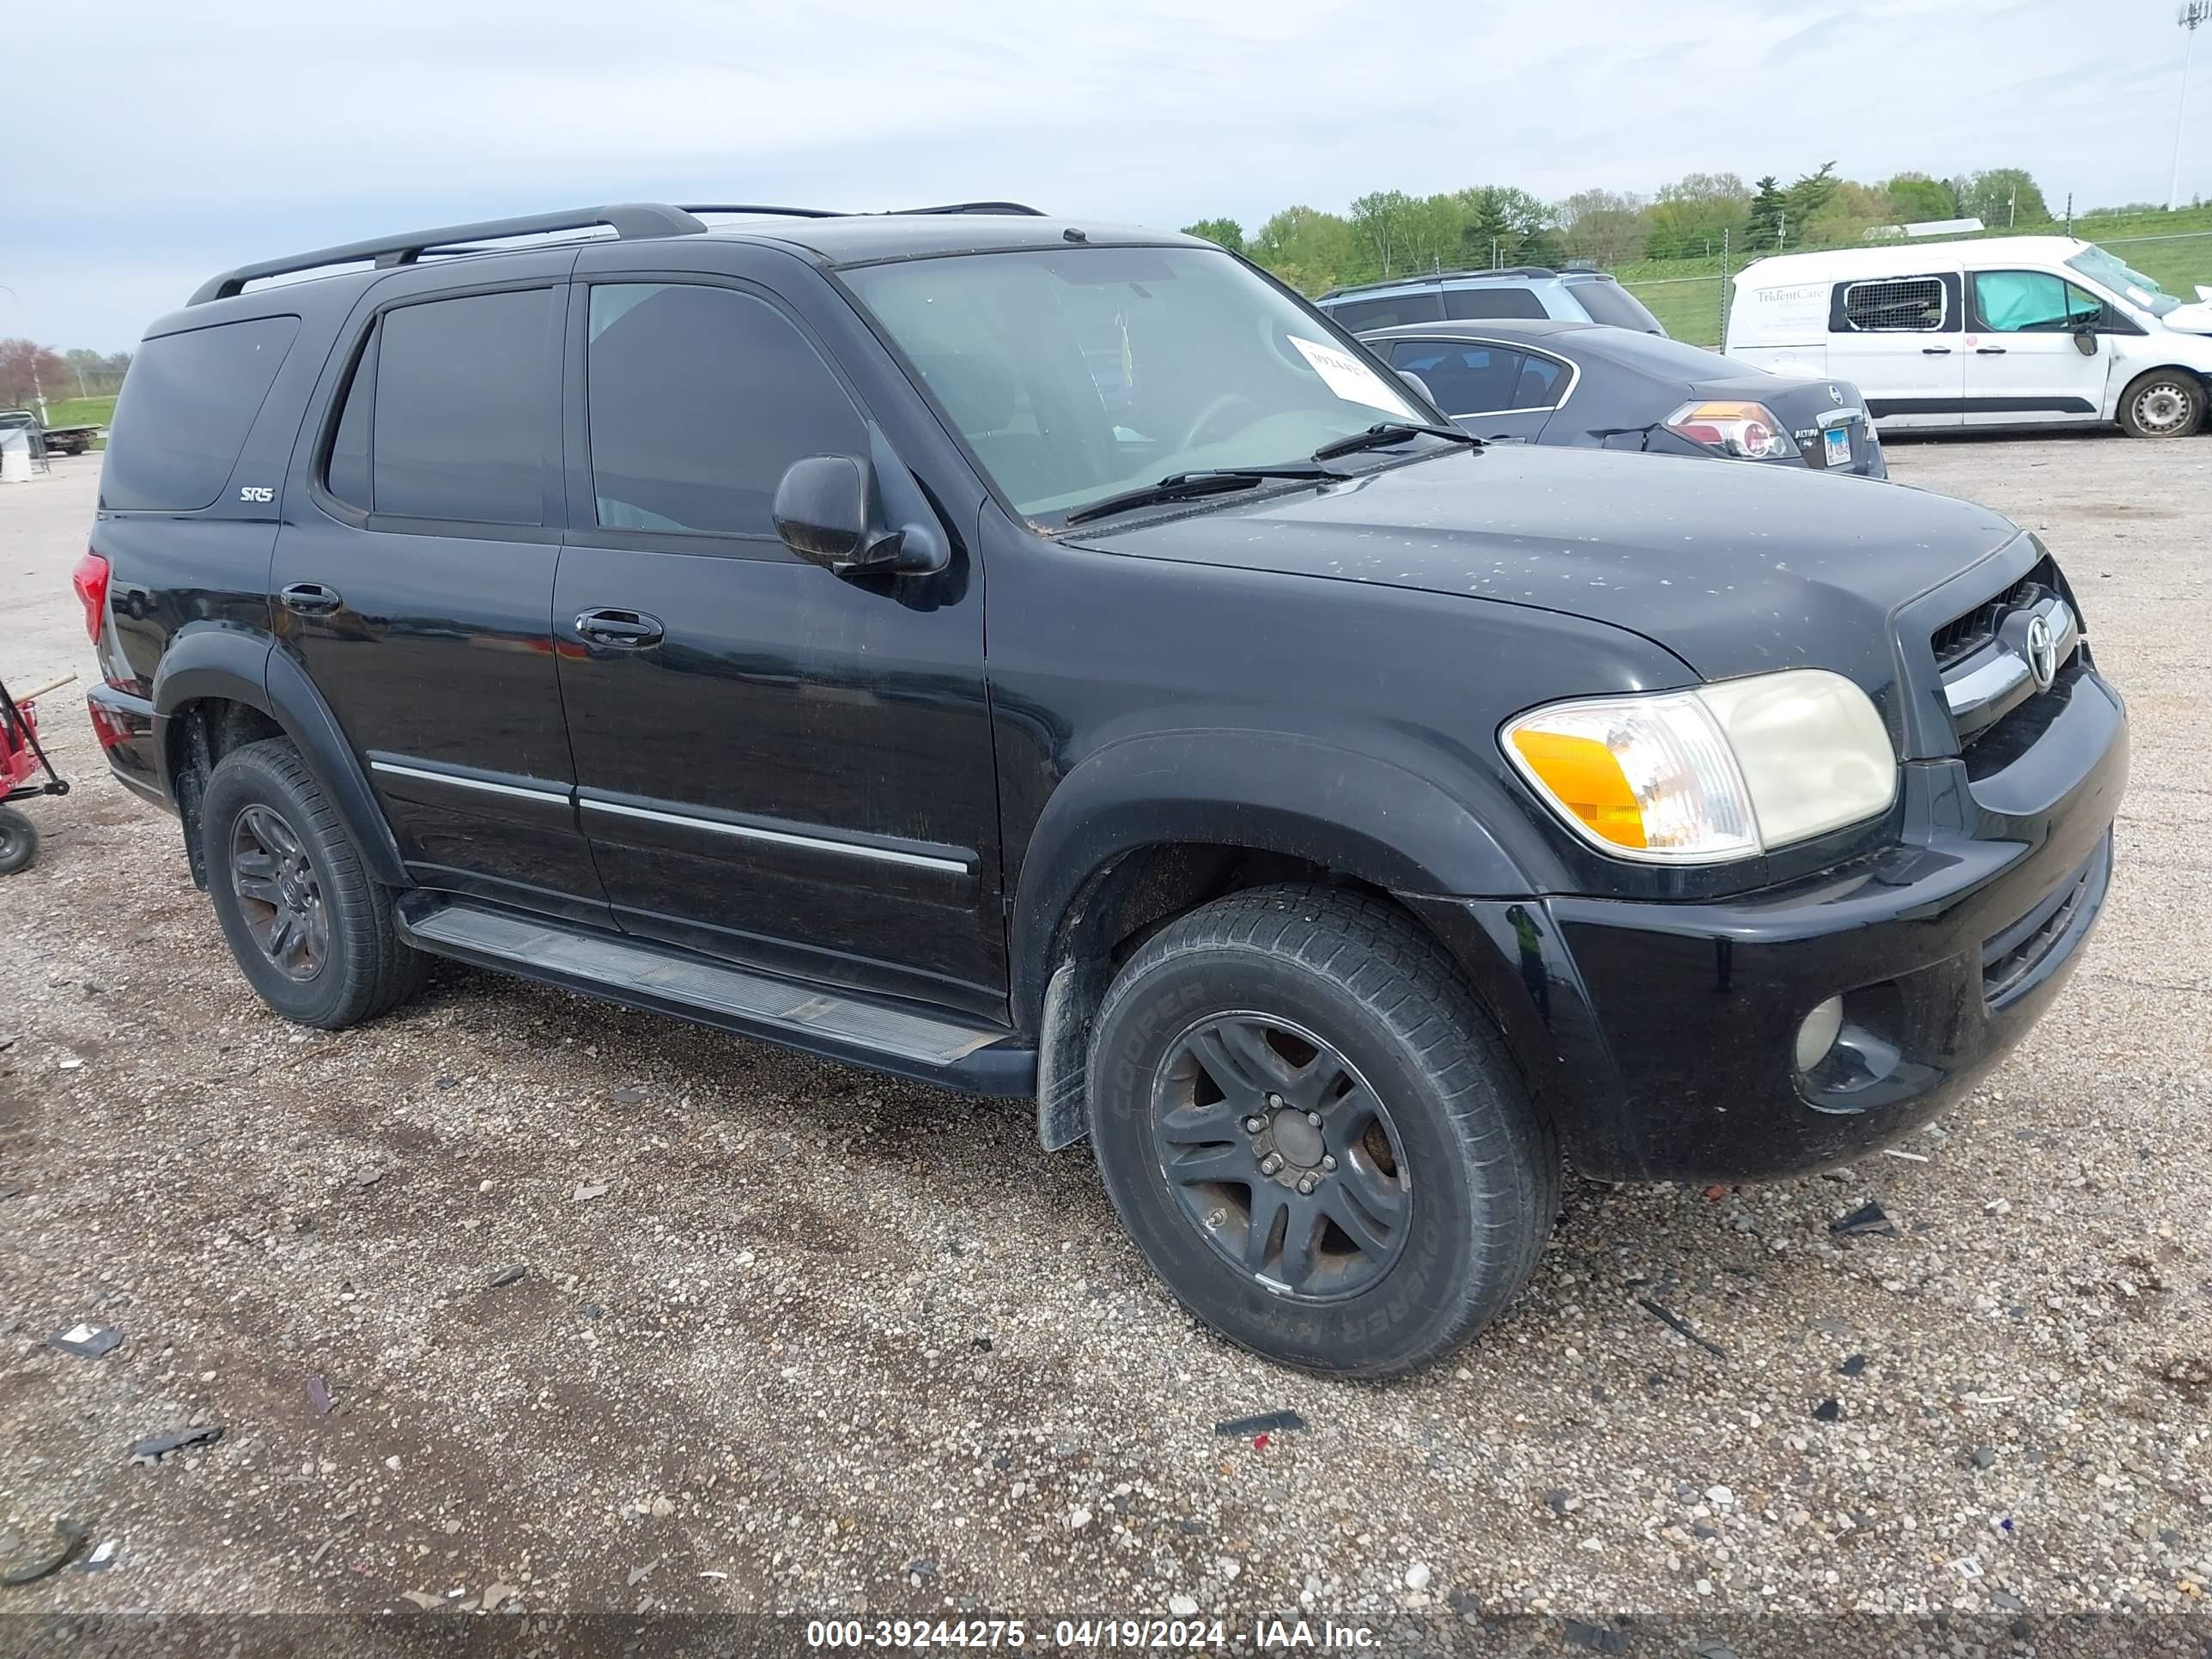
[1795, 996, 1844, 1073]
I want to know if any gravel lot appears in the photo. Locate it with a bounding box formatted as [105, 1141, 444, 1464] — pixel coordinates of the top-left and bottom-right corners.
[2, 439, 2208, 1648]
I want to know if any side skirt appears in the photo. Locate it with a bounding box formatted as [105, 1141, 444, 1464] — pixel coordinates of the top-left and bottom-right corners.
[394, 894, 1036, 1097]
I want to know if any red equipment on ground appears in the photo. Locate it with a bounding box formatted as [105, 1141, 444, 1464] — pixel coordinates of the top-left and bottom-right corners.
[1, 672, 72, 875]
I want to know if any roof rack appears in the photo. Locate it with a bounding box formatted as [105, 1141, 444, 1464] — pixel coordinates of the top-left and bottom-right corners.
[189, 203, 709, 305]
[681, 200, 1045, 220]
[190, 198, 1054, 306]
[889, 201, 1046, 216]
[678, 204, 848, 219]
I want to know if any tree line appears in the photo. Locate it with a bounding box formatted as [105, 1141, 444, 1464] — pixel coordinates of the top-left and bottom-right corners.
[0, 340, 133, 407]
[1186, 165, 2076, 295]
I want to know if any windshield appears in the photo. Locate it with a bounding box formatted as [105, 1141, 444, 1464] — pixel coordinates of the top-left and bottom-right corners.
[2065, 244, 2181, 318]
[843, 246, 1430, 525]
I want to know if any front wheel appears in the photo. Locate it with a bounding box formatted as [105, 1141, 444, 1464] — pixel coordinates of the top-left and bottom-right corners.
[2117, 369, 2205, 440]
[1087, 884, 1559, 1377]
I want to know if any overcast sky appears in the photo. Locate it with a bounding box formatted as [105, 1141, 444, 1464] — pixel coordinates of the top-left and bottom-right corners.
[9, 0, 2202, 351]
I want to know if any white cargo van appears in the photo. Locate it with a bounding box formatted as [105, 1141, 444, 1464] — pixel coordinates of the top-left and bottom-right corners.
[1726, 236, 2212, 438]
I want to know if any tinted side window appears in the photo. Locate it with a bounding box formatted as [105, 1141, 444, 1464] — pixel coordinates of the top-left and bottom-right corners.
[373, 289, 550, 524]
[1514, 353, 1569, 407]
[584, 283, 866, 537]
[324, 333, 374, 512]
[1442, 287, 1547, 320]
[101, 316, 300, 511]
[1328, 293, 1446, 332]
[1839, 276, 1947, 331]
[1568, 279, 1665, 333]
[1387, 341, 1528, 414]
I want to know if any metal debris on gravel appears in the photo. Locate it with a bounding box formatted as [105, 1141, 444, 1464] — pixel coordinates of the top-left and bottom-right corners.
[1212, 1408, 1308, 1437]
[127, 1425, 225, 1464]
[1829, 1200, 1898, 1236]
[46, 1322, 123, 1359]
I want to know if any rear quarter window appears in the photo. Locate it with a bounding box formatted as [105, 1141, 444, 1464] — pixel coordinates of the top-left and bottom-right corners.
[1441, 287, 1547, 321]
[101, 316, 301, 510]
[1327, 292, 1445, 331]
[1568, 280, 1665, 333]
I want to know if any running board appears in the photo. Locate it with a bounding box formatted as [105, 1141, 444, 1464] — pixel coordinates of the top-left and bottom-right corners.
[395, 896, 1035, 1097]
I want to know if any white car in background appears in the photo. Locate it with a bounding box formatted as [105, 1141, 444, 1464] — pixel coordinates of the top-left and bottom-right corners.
[1726, 236, 2212, 439]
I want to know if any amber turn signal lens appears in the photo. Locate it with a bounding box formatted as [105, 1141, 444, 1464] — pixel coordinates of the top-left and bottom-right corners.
[1507, 729, 1646, 849]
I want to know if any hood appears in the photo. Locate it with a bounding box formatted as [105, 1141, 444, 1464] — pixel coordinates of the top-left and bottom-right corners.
[1070, 442, 2021, 686]
[2160, 291, 2212, 334]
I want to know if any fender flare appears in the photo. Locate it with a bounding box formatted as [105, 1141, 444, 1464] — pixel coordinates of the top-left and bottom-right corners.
[2111, 360, 2212, 420]
[1008, 728, 1540, 1027]
[151, 628, 408, 886]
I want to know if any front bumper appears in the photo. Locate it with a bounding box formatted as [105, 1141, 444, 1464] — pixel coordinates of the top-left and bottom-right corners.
[1413, 665, 2126, 1183]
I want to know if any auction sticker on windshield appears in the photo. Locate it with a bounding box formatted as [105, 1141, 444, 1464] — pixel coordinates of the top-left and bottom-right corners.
[1288, 336, 1417, 418]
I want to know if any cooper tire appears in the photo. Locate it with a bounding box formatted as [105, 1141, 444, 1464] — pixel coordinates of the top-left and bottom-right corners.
[1087, 884, 1559, 1377]
[2116, 369, 2205, 440]
[200, 738, 428, 1029]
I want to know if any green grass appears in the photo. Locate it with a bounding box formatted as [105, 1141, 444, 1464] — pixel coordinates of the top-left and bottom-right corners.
[44, 394, 116, 430]
[1622, 277, 1729, 347]
[2099, 234, 2212, 303]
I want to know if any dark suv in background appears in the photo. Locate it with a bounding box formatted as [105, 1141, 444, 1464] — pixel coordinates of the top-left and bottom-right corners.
[77, 202, 2125, 1377]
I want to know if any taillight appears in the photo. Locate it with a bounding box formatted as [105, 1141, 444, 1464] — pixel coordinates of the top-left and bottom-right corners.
[1664, 400, 1796, 461]
[72, 550, 111, 645]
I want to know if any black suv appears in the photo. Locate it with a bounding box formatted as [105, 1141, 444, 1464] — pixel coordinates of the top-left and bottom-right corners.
[78, 203, 2126, 1377]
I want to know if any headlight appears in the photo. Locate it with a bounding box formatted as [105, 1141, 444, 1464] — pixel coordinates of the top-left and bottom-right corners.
[1502, 669, 1896, 863]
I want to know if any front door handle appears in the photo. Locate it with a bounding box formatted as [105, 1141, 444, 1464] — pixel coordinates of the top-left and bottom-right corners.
[574, 608, 665, 647]
[279, 581, 343, 617]
[1921, 347, 1954, 356]
[1976, 346, 2008, 355]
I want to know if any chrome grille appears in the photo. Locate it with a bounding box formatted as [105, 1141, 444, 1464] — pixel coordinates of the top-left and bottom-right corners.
[1935, 561, 2079, 749]
[1930, 556, 2057, 669]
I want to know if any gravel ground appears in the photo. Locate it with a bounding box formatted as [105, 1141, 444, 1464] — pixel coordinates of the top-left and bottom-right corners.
[1, 439, 2208, 1648]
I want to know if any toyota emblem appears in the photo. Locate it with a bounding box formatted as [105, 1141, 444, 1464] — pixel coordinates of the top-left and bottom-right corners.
[2026, 615, 2058, 691]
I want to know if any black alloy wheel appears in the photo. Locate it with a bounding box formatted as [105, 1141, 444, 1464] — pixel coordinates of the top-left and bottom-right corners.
[1152, 1012, 1410, 1299]
[228, 802, 330, 980]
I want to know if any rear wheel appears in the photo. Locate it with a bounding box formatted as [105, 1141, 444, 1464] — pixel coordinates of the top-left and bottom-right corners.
[2117, 369, 2205, 440]
[0, 807, 39, 875]
[1087, 884, 1559, 1377]
[201, 739, 427, 1029]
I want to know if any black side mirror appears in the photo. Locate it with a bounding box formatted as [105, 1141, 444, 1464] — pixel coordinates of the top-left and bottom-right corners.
[772, 454, 945, 575]
[2071, 329, 2099, 357]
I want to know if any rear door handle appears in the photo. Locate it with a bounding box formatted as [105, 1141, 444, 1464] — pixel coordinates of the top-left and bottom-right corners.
[1976, 346, 2008, 355]
[1921, 347, 1954, 356]
[574, 608, 665, 647]
[279, 581, 343, 617]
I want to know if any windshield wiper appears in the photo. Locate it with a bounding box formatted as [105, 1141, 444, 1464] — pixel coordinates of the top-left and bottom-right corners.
[1062, 465, 1345, 526]
[1310, 421, 1481, 461]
